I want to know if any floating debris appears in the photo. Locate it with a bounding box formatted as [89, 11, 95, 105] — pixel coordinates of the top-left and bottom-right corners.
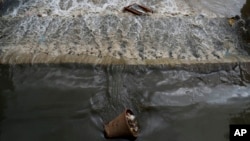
[123, 3, 153, 16]
[104, 109, 139, 139]
[37, 13, 47, 17]
[228, 15, 240, 26]
[126, 112, 139, 134]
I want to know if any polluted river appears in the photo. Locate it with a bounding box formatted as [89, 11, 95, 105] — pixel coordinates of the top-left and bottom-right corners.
[0, 0, 250, 141]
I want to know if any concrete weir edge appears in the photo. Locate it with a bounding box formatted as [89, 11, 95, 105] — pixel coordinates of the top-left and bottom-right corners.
[0, 53, 250, 72]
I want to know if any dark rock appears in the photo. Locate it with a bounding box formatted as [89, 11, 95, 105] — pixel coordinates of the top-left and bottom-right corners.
[241, 0, 250, 19]
[240, 62, 250, 83]
[240, 0, 250, 42]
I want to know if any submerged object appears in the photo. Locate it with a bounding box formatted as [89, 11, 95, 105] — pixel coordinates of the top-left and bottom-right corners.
[123, 3, 153, 16]
[104, 109, 139, 139]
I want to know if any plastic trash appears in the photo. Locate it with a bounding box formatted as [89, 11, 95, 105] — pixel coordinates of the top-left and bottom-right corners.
[123, 3, 153, 16]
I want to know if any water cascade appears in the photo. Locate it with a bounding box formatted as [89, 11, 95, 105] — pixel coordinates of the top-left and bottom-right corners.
[0, 0, 249, 66]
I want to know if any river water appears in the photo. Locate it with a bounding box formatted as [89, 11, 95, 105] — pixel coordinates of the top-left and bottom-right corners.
[0, 64, 250, 141]
[0, 0, 250, 141]
[0, 0, 249, 63]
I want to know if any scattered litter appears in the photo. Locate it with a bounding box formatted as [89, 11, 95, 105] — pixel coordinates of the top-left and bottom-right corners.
[104, 109, 139, 139]
[123, 3, 153, 16]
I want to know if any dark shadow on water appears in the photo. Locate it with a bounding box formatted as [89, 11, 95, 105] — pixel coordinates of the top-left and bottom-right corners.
[0, 0, 19, 16]
[0, 65, 14, 136]
[104, 131, 137, 141]
[230, 104, 250, 124]
[226, 101, 250, 140]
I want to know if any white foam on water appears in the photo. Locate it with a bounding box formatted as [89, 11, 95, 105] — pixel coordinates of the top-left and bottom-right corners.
[157, 71, 194, 86]
[3, 0, 195, 17]
[0, 0, 248, 63]
[149, 83, 250, 107]
[4, 0, 246, 17]
[206, 85, 250, 104]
